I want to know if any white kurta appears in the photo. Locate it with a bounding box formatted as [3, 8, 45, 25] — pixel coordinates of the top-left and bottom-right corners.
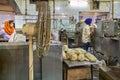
[0, 29, 16, 39]
[82, 24, 91, 43]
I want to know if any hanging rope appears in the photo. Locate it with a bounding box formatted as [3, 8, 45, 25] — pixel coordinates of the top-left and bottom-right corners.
[36, 1, 51, 58]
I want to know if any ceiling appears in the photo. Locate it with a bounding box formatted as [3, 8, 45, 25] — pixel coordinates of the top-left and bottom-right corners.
[0, 0, 21, 14]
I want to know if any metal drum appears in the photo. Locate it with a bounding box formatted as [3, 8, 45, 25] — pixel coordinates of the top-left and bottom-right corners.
[105, 38, 119, 57]
[95, 37, 102, 52]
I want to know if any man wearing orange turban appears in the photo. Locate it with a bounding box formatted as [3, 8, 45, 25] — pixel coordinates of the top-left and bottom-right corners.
[0, 20, 16, 39]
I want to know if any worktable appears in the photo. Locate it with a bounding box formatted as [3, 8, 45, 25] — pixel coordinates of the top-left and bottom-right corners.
[63, 60, 101, 80]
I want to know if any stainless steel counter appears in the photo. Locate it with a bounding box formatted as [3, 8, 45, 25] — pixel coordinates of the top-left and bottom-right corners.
[41, 44, 63, 80]
[0, 42, 29, 80]
[0, 42, 63, 80]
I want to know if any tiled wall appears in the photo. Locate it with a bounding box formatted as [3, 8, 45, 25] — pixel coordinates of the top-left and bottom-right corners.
[114, 2, 120, 18]
[15, 0, 38, 29]
[14, 0, 120, 30]
[15, 15, 37, 29]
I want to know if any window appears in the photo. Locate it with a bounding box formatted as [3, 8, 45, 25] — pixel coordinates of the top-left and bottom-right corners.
[92, 0, 100, 10]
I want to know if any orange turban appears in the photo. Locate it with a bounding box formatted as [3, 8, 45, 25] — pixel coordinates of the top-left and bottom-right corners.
[3, 20, 15, 35]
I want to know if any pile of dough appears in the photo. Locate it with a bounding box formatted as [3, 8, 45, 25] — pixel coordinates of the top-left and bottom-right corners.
[63, 45, 69, 52]
[85, 52, 97, 62]
[62, 45, 97, 62]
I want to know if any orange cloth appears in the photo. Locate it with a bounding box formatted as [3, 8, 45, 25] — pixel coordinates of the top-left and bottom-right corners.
[3, 21, 15, 35]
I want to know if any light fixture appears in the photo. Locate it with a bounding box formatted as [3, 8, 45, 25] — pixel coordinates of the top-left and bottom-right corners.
[69, 0, 88, 8]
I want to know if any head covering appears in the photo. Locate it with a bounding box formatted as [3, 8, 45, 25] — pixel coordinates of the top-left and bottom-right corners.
[84, 18, 92, 25]
[3, 20, 15, 35]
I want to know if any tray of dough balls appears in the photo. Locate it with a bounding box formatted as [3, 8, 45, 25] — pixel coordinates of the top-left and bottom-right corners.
[62, 45, 100, 67]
